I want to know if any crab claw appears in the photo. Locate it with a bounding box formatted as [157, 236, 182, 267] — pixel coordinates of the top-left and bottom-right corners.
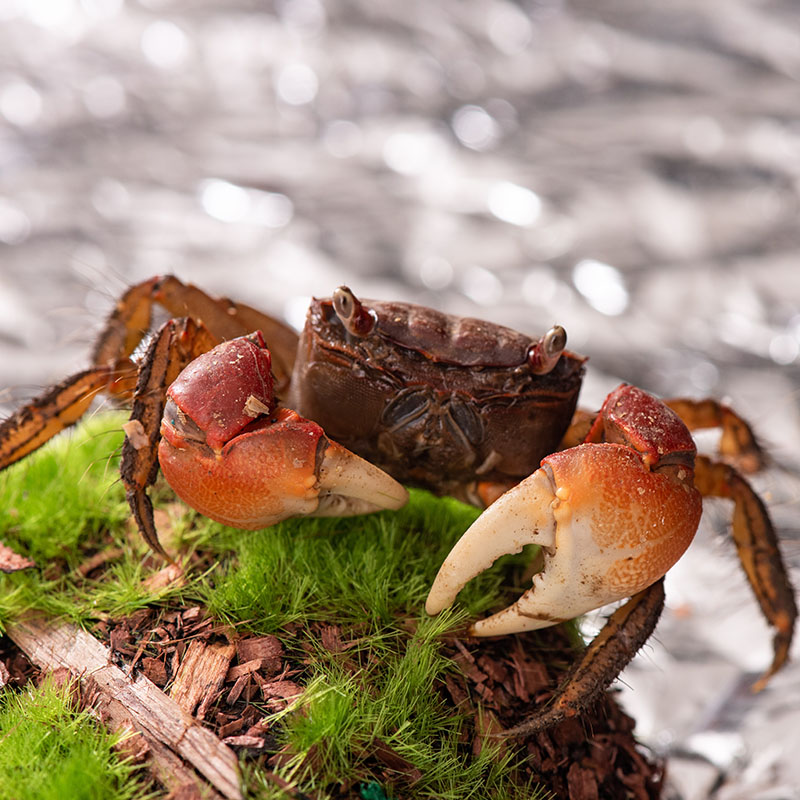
[158, 331, 407, 529]
[426, 385, 703, 635]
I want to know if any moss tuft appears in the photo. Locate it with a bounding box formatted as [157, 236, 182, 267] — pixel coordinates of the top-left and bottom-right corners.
[0, 677, 150, 800]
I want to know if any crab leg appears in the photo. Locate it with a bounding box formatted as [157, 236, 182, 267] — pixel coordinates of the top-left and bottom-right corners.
[0, 280, 175, 475]
[499, 579, 666, 736]
[91, 278, 165, 370]
[96, 276, 299, 393]
[121, 317, 218, 555]
[0, 362, 137, 471]
[657, 396, 793, 687]
[693, 454, 797, 690]
[1, 276, 300, 478]
[665, 397, 765, 473]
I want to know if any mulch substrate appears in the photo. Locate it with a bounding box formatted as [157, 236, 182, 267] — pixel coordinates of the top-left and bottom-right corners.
[0, 634, 37, 691]
[443, 630, 663, 799]
[0, 601, 665, 799]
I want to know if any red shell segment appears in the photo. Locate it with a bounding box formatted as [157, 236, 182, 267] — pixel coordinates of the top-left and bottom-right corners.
[587, 384, 696, 469]
[166, 331, 275, 452]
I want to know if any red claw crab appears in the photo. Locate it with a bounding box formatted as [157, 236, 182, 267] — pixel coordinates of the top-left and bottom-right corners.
[0, 276, 795, 735]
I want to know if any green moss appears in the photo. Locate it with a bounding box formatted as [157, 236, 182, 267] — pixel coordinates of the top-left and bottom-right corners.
[202, 493, 546, 798]
[0, 417, 201, 628]
[202, 488, 526, 632]
[0, 678, 150, 800]
[0, 421, 129, 564]
[0, 415, 552, 799]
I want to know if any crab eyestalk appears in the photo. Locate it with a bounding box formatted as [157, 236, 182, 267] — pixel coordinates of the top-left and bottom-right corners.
[426, 384, 703, 634]
[332, 285, 376, 337]
[158, 331, 407, 529]
[526, 325, 567, 375]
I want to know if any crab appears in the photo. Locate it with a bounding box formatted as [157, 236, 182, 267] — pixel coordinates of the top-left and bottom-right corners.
[0, 276, 795, 735]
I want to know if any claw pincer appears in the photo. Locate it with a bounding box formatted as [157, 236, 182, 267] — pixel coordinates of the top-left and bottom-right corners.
[158, 332, 407, 529]
[427, 384, 703, 634]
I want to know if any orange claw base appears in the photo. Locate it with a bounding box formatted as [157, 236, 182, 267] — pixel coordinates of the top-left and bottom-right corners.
[158, 407, 325, 529]
[543, 442, 703, 597]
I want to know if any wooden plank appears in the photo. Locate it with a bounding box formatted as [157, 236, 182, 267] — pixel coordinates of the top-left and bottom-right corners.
[7, 614, 242, 800]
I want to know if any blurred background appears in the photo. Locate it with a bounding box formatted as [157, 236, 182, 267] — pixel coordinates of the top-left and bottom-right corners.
[1, 1, 799, 797]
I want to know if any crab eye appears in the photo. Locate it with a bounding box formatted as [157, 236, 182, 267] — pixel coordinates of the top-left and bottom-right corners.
[526, 325, 567, 375]
[333, 286, 355, 322]
[332, 286, 376, 337]
[543, 325, 567, 357]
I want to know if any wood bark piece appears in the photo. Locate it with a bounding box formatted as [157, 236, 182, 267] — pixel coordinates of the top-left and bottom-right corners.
[170, 639, 236, 717]
[226, 658, 264, 682]
[236, 635, 282, 671]
[7, 614, 242, 800]
[0, 540, 35, 572]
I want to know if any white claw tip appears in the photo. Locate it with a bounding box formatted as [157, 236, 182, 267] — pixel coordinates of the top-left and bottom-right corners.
[425, 469, 558, 618]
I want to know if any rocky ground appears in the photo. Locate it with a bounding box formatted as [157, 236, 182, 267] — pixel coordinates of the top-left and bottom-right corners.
[1, 1, 799, 797]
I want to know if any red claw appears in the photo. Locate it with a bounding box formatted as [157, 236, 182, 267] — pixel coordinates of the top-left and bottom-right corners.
[160, 405, 328, 528]
[158, 333, 407, 529]
[427, 384, 704, 635]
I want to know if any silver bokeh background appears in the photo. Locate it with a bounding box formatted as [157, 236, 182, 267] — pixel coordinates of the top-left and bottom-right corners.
[1, 1, 799, 797]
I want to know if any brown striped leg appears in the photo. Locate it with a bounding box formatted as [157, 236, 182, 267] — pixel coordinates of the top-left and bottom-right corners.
[121, 317, 217, 557]
[665, 397, 766, 473]
[0, 361, 136, 471]
[139, 275, 299, 394]
[693, 455, 797, 690]
[91, 277, 164, 369]
[0, 278, 166, 474]
[2, 275, 299, 476]
[497, 580, 666, 736]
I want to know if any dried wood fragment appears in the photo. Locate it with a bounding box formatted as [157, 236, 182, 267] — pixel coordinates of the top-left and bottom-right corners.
[262, 770, 314, 800]
[236, 635, 282, 666]
[143, 562, 186, 591]
[110, 624, 135, 656]
[142, 656, 168, 687]
[7, 614, 242, 800]
[0, 660, 10, 689]
[221, 735, 265, 750]
[218, 717, 245, 738]
[0, 540, 35, 573]
[259, 679, 303, 701]
[169, 639, 236, 717]
[567, 762, 600, 800]
[225, 658, 264, 682]
[357, 738, 423, 784]
[245, 718, 270, 737]
[182, 606, 202, 622]
[319, 624, 345, 653]
[472, 706, 506, 760]
[226, 674, 249, 706]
